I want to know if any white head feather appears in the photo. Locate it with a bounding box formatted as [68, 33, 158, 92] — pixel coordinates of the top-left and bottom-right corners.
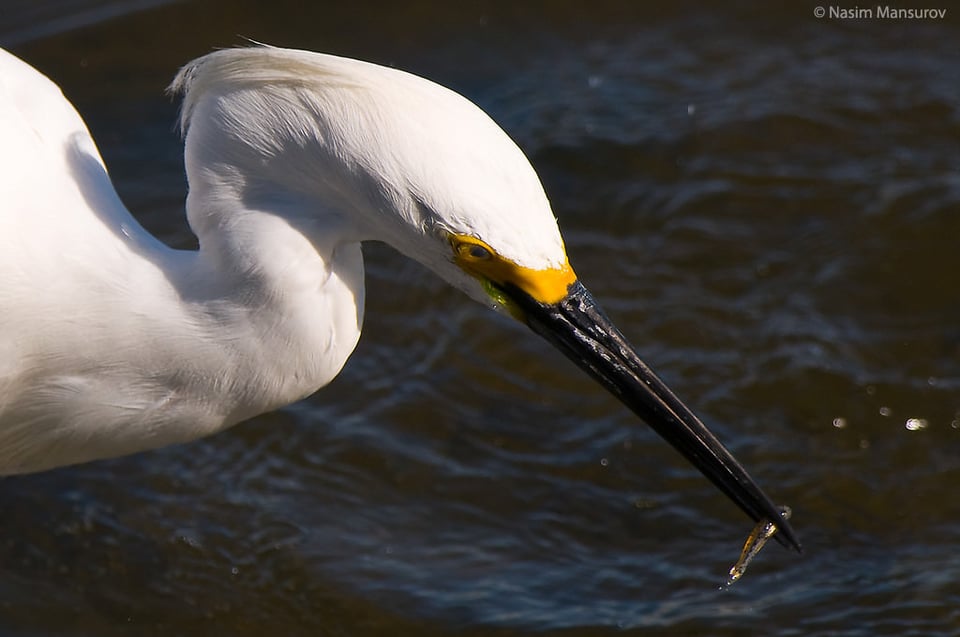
[168, 46, 568, 306]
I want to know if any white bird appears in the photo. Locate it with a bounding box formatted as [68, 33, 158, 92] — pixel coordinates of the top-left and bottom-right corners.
[0, 46, 798, 550]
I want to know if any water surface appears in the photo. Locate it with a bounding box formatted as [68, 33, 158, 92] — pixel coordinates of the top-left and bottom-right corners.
[3, 2, 960, 635]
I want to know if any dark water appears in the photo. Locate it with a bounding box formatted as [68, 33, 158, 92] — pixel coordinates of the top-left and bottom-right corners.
[3, 2, 960, 635]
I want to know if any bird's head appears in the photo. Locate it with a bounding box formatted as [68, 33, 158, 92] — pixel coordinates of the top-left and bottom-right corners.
[172, 46, 799, 552]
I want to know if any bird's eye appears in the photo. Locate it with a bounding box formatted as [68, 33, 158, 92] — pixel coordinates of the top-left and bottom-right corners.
[458, 242, 492, 260]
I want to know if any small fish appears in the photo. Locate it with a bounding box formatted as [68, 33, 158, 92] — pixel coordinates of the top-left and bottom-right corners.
[723, 505, 792, 587]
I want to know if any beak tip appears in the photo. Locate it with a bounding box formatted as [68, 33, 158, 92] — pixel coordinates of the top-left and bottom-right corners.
[770, 510, 802, 553]
[781, 525, 803, 554]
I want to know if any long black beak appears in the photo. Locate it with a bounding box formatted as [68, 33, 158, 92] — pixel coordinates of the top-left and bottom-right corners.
[507, 280, 801, 552]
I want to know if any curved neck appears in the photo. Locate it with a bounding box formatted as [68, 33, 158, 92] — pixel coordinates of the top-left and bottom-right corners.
[174, 181, 367, 427]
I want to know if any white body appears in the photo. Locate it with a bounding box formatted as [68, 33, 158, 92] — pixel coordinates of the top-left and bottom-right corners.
[0, 47, 567, 474]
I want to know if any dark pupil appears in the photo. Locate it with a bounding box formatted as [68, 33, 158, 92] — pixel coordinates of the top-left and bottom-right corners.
[469, 245, 490, 259]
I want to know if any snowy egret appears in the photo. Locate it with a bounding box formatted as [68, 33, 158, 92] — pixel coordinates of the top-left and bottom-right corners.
[0, 46, 799, 550]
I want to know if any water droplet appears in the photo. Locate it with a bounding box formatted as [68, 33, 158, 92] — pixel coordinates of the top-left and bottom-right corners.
[865, 385, 876, 395]
[832, 417, 847, 429]
[231, 566, 239, 575]
[176, 532, 202, 549]
[879, 406, 892, 417]
[587, 75, 603, 88]
[600, 457, 609, 467]
[687, 103, 696, 116]
[905, 418, 928, 431]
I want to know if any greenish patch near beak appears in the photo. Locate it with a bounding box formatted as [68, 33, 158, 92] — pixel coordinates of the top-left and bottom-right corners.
[482, 278, 525, 320]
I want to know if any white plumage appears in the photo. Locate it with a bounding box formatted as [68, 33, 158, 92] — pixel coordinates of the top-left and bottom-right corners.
[0, 46, 565, 473]
[0, 45, 799, 551]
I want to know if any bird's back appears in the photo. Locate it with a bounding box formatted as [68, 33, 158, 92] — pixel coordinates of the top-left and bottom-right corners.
[0, 49, 202, 472]
[0, 48, 159, 268]
[0, 48, 86, 172]
[0, 49, 142, 363]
